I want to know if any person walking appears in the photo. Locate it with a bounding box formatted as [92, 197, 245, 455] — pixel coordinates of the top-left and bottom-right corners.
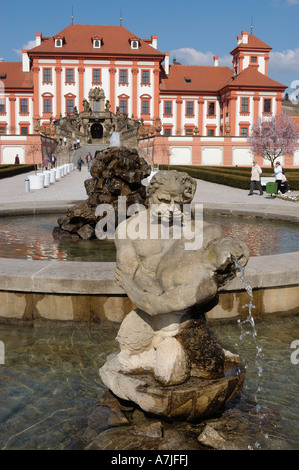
[273, 161, 284, 194]
[50, 153, 57, 168]
[248, 160, 263, 196]
[77, 156, 84, 171]
[86, 152, 92, 171]
[43, 154, 50, 170]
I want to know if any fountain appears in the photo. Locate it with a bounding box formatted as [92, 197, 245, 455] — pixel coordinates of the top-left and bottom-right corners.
[100, 170, 251, 421]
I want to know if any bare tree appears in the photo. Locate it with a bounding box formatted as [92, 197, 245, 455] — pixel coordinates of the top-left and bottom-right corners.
[27, 144, 41, 174]
[248, 113, 299, 167]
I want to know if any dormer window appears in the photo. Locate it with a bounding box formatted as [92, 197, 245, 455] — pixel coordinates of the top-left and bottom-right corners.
[129, 37, 140, 50]
[54, 35, 64, 48]
[92, 36, 103, 49]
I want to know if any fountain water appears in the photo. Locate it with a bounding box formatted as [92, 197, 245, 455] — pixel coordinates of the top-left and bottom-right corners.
[234, 258, 269, 449]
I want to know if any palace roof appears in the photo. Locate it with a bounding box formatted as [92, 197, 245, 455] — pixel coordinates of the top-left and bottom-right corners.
[160, 65, 233, 93]
[28, 24, 164, 58]
[0, 62, 33, 89]
[160, 63, 286, 94]
[223, 66, 286, 90]
[230, 33, 272, 55]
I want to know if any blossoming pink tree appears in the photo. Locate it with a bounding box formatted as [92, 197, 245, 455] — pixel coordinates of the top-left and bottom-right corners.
[248, 113, 299, 167]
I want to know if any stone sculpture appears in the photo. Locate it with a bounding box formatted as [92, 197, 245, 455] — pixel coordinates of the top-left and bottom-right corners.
[52, 146, 151, 240]
[100, 170, 250, 421]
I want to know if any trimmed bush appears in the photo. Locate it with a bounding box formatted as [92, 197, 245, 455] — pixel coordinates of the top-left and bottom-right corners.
[158, 165, 299, 191]
[0, 164, 36, 179]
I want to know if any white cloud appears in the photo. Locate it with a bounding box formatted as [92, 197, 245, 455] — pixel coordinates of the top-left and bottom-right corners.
[13, 39, 36, 56]
[171, 46, 299, 89]
[170, 48, 232, 67]
[286, 0, 299, 4]
[269, 48, 299, 78]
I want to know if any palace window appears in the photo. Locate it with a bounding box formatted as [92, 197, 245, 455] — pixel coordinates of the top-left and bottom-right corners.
[120, 100, 127, 115]
[141, 70, 149, 84]
[186, 101, 194, 116]
[142, 100, 149, 114]
[208, 102, 215, 116]
[20, 99, 28, 113]
[140, 94, 151, 116]
[43, 99, 52, 114]
[119, 69, 128, 85]
[66, 69, 74, 83]
[66, 99, 74, 114]
[164, 127, 172, 136]
[0, 125, 6, 134]
[43, 68, 52, 83]
[264, 98, 271, 113]
[185, 127, 193, 135]
[164, 101, 172, 116]
[93, 39, 101, 48]
[0, 98, 5, 113]
[92, 69, 101, 84]
[20, 125, 29, 135]
[55, 39, 63, 48]
[130, 38, 140, 50]
[241, 98, 249, 113]
[240, 127, 248, 137]
[251, 56, 257, 63]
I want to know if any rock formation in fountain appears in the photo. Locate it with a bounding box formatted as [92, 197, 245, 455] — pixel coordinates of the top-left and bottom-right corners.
[52, 146, 151, 240]
[100, 170, 250, 422]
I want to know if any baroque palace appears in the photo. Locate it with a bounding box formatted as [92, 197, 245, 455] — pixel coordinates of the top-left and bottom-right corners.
[0, 23, 298, 167]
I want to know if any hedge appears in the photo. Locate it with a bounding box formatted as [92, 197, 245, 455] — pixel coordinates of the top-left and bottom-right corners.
[0, 164, 36, 179]
[159, 165, 299, 191]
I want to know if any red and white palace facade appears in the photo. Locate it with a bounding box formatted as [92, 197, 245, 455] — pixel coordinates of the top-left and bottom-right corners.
[0, 24, 298, 166]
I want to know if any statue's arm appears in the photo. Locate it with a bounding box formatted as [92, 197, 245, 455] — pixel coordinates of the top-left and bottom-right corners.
[115, 265, 218, 316]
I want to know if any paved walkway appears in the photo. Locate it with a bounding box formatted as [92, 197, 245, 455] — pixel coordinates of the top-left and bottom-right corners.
[0, 165, 298, 219]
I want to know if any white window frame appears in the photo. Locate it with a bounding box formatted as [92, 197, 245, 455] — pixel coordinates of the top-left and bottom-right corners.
[55, 38, 63, 48]
[93, 39, 101, 49]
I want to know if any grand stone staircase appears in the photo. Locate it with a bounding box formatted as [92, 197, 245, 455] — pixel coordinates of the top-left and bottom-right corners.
[54, 143, 109, 166]
[54, 142, 148, 167]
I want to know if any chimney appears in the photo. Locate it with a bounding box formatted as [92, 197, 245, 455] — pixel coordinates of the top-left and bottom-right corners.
[151, 35, 158, 49]
[22, 50, 30, 72]
[213, 56, 219, 67]
[237, 35, 242, 45]
[35, 32, 42, 46]
[164, 52, 170, 75]
[242, 31, 249, 44]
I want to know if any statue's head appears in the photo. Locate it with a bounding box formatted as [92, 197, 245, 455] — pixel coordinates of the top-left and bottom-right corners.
[147, 170, 196, 206]
[147, 170, 196, 222]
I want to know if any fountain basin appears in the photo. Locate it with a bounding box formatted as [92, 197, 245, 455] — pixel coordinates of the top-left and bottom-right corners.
[0, 204, 299, 324]
[0, 253, 299, 324]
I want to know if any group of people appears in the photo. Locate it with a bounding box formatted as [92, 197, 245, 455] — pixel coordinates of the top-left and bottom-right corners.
[249, 160, 290, 196]
[77, 152, 93, 171]
[43, 154, 57, 170]
[59, 137, 67, 146]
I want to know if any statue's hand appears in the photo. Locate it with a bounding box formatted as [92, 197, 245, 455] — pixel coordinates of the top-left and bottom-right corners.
[204, 237, 250, 285]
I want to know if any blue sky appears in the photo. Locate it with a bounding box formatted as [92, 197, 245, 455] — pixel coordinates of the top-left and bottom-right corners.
[1, 0, 299, 90]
